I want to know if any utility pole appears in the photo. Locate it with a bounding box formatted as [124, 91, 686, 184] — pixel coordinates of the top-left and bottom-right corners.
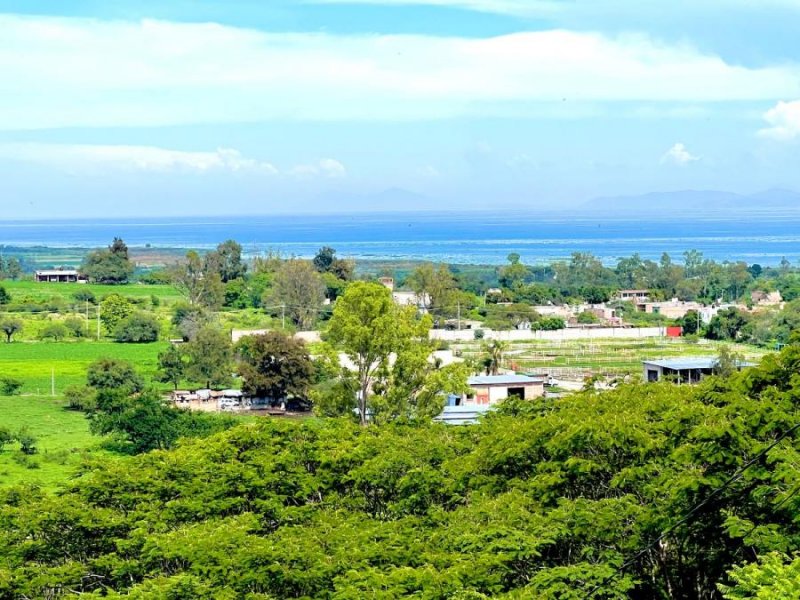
[457, 302, 461, 331]
[97, 305, 101, 341]
[281, 304, 286, 329]
[86, 300, 90, 337]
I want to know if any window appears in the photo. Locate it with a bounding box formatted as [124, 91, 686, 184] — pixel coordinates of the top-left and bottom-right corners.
[507, 386, 525, 399]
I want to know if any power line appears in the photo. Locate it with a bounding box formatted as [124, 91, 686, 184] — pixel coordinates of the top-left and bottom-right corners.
[586, 420, 800, 598]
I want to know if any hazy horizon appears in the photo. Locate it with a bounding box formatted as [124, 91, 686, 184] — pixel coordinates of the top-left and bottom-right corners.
[3, 1, 800, 218]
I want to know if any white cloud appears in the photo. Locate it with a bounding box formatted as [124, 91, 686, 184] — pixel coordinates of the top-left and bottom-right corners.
[758, 100, 800, 140]
[661, 142, 700, 166]
[2, 14, 800, 129]
[0, 143, 279, 174]
[289, 158, 347, 178]
[310, 0, 564, 17]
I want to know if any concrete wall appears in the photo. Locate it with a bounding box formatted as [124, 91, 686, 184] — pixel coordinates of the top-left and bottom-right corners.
[430, 327, 666, 342]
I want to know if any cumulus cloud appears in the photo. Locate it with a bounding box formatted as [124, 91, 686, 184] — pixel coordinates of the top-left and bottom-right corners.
[3, 14, 800, 129]
[758, 100, 800, 140]
[0, 143, 279, 174]
[661, 142, 699, 166]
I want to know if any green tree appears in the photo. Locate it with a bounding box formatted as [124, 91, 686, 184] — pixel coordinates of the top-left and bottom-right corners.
[114, 312, 160, 343]
[86, 358, 144, 395]
[169, 250, 225, 309]
[100, 293, 135, 332]
[64, 316, 87, 338]
[498, 253, 530, 289]
[706, 307, 751, 341]
[482, 339, 508, 375]
[39, 322, 69, 341]
[407, 262, 457, 314]
[80, 237, 134, 283]
[157, 344, 187, 390]
[212, 239, 247, 283]
[184, 326, 233, 389]
[0, 318, 22, 342]
[327, 281, 432, 424]
[236, 331, 313, 402]
[267, 259, 325, 330]
[0, 285, 10, 305]
[0, 377, 22, 396]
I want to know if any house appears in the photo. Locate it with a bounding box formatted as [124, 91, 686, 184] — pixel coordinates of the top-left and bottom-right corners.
[636, 299, 702, 320]
[643, 357, 753, 384]
[751, 290, 782, 307]
[617, 289, 650, 302]
[460, 374, 544, 405]
[35, 269, 86, 283]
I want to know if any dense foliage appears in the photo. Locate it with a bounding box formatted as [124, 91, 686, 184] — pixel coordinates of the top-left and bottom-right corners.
[3, 346, 800, 598]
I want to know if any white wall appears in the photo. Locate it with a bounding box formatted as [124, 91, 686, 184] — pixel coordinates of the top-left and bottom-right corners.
[430, 327, 666, 342]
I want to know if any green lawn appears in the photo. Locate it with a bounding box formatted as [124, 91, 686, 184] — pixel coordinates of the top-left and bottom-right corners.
[0, 395, 105, 490]
[2, 280, 183, 303]
[0, 341, 168, 394]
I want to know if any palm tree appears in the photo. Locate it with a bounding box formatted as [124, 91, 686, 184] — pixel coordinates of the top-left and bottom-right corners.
[482, 339, 508, 375]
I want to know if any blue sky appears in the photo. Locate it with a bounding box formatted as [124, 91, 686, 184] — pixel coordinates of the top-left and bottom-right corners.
[2, 0, 800, 218]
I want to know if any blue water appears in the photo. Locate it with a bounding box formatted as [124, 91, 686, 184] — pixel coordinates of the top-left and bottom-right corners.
[1, 211, 799, 266]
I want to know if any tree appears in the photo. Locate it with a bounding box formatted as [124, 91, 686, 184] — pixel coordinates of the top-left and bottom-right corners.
[169, 251, 224, 309]
[157, 345, 187, 390]
[268, 259, 325, 330]
[100, 294, 135, 332]
[0, 377, 22, 396]
[86, 358, 144, 395]
[64, 316, 87, 338]
[114, 312, 160, 343]
[706, 307, 751, 341]
[0, 318, 22, 342]
[482, 339, 508, 375]
[184, 326, 233, 389]
[213, 240, 247, 283]
[0, 285, 10, 305]
[236, 332, 313, 402]
[327, 282, 432, 424]
[498, 253, 530, 289]
[679, 310, 702, 335]
[407, 263, 458, 315]
[313, 246, 336, 272]
[80, 237, 134, 283]
[712, 345, 746, 378]
[39, 322, 69, 341]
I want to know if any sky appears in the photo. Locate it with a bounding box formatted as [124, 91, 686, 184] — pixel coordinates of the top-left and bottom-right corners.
[2, 0, 800, 218]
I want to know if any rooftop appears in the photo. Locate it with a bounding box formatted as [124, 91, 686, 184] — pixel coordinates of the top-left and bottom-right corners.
[35, 269, 79, 276]
[468, 374, 543, 386]
[434, 405, 494, 425]
[643, 357, 755, 370]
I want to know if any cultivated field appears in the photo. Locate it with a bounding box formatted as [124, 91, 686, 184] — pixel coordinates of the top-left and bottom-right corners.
[454, 337, 769, 381]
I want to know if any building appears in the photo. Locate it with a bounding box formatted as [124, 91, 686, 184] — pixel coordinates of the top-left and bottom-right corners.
[35, 269, 86, 283]
[617, 289, 650, 302]
[434, 404, 493, 425]
[643, 357, 753, 384]
[751, 290, 782, 307]
[460, 374, 544, 405]
[637, 299, 702, 320]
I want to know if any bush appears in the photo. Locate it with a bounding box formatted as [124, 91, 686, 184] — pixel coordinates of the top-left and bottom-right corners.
[0, 377, 23, 396]
[577, 311, 600, 324]
[0, 285, 10, 305]
[474, 328, 485, 340]
[64, 385, 97, 412]
[114, 312, 160, 343]
[64, 316, 87, 338]
[39, 322, 69, 341]
[72, 290, 97, 304]
[16, 428, 37, 455]
[0, 427, 12, 451]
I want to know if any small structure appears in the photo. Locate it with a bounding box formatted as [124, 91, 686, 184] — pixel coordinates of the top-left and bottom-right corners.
[637, 299, 702, 320]
[35, 269, 86, 283]
[751, 290, 782, 307]
[434, 404, 493, 425]
[643, 357, 753, 384]
[460, 374, 544, 405]
[617, 289, 650, 302]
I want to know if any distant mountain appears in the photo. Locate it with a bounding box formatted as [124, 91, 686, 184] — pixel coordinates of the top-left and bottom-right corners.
[586, 189, 800, 213]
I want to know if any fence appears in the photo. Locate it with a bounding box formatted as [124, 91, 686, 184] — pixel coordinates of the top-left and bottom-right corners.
[429, 327, 666, 342]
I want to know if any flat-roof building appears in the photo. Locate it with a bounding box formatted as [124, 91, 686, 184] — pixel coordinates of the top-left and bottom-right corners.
[643, 357, 753, 384]
[35, 269, 86, 283]
[460, 374, 544, 405]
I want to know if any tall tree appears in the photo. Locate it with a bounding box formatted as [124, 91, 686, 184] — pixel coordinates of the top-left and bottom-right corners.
[267, 259, 325, 330]
[236, 332, 313, 401]
[212, 240, 247, 283]
[407, 262, 457, 314]
[327, 281, 432, 425]
[157, 344, 186, 390]
[80, 237, 134, 283]
[184, 326, 233, 389]
[169, 251, 224, 309]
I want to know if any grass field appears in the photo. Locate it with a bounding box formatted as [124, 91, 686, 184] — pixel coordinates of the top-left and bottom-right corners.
[2, 280, 183, 303]
[0, 394, 106, 490]
[455, 337, 769, 379]
[0, 341, 168, 394]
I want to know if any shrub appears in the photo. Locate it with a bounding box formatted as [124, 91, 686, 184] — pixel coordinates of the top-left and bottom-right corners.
[0, 377, 23, 396]
[64, 316, 87, 338]
[0, 427, 12, 451]
[39, 322, 69, 341]
[16, 428, 37, 455]
[0, 285, 10, 305]
[114, 312, 160, 343]
[72, 290, 97, 304]
[474, 328, 485, 340]
[64, 385, 97, 412]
